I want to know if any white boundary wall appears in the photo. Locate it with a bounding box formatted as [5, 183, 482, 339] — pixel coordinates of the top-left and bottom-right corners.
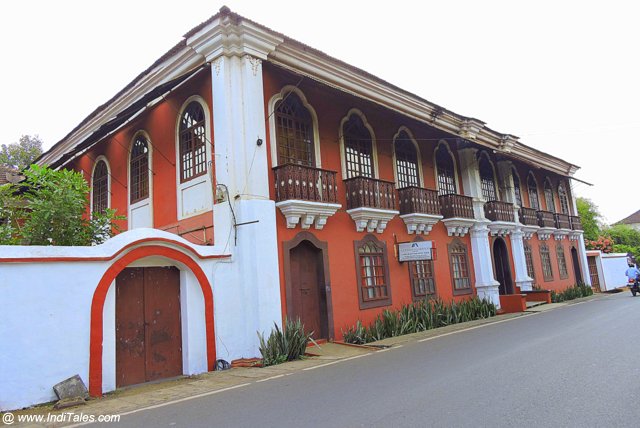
[0, 228, 282, 411]
[587, 251, 630, 291]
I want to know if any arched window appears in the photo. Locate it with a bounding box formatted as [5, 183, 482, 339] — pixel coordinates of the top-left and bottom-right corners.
[130, 135, 149, 203]
[275, 93, 314, 166]
[343, 114, 373, 178]
[478, 153, 497, 201]
[92, 160, 109, 214]
[179, 101, 207, 183]
[540, 243, 554, 281]
[556, 243, 569, 279]
[544, 179, 555, 212]
[394, 131, 419, 188]
[448, 239, 471, 294]
[558, 183, 570, 215]
[354, 235, 391, 308]
[435, 143, 457, 196]
[527, 173, 540, 210]
[512, 168, 522, 207]
[408, 237, 435, 299]
[524, 242, 535, 283]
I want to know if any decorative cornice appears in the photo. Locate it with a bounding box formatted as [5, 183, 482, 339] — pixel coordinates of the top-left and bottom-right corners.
[346, 207, 399, 234]
[275, 200, 341, 230]
[399, 213, 443, 235]
[186, 14, 282, 62]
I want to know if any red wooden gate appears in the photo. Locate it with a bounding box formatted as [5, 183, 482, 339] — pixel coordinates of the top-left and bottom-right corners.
[116, 266, 182, 387]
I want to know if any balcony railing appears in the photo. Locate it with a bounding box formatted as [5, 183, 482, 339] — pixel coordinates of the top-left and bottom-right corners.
[519, 207, 538, 226]
[344, 176, 397, 210]
[273, 164, 339, 203]
[439, 194, 474, 219]
[555, 213, 571, 230]
[398, 187, 441, 216]
[484, 201, 515, 222]
[537, 210, 556, 228]
[570, 215, 583, 231]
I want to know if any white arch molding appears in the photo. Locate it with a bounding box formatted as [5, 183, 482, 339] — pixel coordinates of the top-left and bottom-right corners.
[433, 139, 460, 194]
[267, 85, 322, 168]
[128, 130, 154, 229]
[391, 126, 424, 188]
[90, 155, 112, 215]
[338, 108, 379, 180]
[174, 95, 214, 220]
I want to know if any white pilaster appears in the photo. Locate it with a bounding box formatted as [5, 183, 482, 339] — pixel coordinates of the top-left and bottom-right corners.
[470, 221, 501, 308]
[210, 51, 282, 359]
[457, 147, 483, 201]
[577, 232, 591, 286]
[496, 160, 515, 204]
[459, 147, 500, 307]
[510, 228, 534, 291]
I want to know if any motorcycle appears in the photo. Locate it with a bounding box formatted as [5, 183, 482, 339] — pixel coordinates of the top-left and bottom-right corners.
[629, 278, 640, 296]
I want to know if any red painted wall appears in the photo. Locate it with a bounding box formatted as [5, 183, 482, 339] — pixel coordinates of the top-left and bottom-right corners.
[69, 72, 215, 245]
[263, 64, 583, 338]
[263, 64, 477, 338]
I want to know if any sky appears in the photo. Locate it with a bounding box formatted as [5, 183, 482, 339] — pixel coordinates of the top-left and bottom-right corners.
[1, 0, 637, 224]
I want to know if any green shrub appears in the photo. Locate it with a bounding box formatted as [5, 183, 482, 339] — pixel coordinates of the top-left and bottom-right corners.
[551, 284, 593, 303]
[341, 297, 497, 345]
[257, 318, 312, 366]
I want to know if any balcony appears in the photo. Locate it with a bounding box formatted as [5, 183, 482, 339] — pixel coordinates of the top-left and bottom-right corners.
[273, 164, 341, 230]
[570, 216, 583, 231]
[440, 194, 475, 237]
[397, 187, 443, 235]
[536, 210, 556, 240]
[484, 201, 516, 237]
[518, 207, 539, 239]
[569, 215, 583, 241]
[344, 176, 399, 233]
[553, 213, 571, 240]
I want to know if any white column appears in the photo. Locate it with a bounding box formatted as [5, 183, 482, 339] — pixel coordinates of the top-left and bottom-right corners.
[458, 146, 501, 307]
[457, 147, 486, 219]
[577, 233, 591, 286]
[210, 54, 282, 359]
[470, 222, 501, 307]
[567, 182, 591, 286]
[496, 160, 515, 204]
[511, 228, 534, 291]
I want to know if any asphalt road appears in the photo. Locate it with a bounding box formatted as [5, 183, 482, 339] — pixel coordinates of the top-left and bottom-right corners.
[97, 292, 640, 428]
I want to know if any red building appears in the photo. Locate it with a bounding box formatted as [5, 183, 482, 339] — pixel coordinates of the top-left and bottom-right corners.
[39, 7, 589, 342]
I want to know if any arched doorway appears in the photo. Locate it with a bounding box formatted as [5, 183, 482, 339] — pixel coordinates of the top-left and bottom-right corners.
[284, 233, 332, 340]
[493, 238, 514, 295]
[115, 266, 182, 388]
[571, 247, 583, 284]
[90, 244, 216, 397]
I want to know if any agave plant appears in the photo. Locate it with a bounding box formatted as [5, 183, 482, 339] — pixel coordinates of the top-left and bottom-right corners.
[257, 317, 313, 366]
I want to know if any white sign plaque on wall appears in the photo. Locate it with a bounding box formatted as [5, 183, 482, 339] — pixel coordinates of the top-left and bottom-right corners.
[398, 241, 433, 262]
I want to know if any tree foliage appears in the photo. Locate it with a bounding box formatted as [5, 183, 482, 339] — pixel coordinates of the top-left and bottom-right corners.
[0, 135, 44, 170]
[576, 197, 602, 242]
[605, 224, 640, 261]
[0, 165, 123, 246]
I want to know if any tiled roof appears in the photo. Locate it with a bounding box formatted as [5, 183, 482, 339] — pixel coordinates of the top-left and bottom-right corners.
[616, 209, 640, 225]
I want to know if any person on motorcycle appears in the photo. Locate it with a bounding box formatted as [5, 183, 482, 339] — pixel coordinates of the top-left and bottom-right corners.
[625, 263, 640, 284]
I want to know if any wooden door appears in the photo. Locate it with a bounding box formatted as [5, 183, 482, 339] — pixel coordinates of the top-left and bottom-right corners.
[494, 238, 514, 295]
[587, 256, 601, 292]
[116, 266, 183, 387]
[289, 241, 328, 339]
